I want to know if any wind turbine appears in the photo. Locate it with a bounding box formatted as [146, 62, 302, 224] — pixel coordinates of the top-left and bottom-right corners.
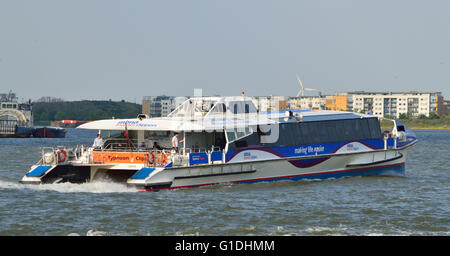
[296, 75, 319, 97]
[295, 75, 322, 110]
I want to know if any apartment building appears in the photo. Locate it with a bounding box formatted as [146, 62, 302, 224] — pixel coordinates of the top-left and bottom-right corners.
[253, 95, 325, 111]
[345, 91, 444, 118]
[142, 96, 182, 117]
[443, 100, 450, 115]
[323, 95, 349, 111]
[143, 91, 446, 118]
[253, 96, 289, 112]
[290, 96, 325, 110]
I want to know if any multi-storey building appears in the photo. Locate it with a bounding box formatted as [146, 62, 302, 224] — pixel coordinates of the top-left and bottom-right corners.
[344, 91, 444, 118]
[253, 95, 325, 111]
[142, 96, 189, 117]
[443, 100, 450, 115]
[324, 95, 349, 111]
[142, 96, 175, 117]
[144, 91, 446, 118]
[298, 96, 324, 110]
[253, 96, 289, 112]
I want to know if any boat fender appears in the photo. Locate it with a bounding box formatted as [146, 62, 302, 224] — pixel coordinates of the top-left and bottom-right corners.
[161, 153, 167, 164]
[57, 149, 67, 163]
[150, 152, 155, 164]
[382, 130, 391, 138]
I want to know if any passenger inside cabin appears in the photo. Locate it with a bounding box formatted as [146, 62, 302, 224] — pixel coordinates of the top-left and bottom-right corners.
[138, 142, 146, 151]
[153, 142, 162, 150]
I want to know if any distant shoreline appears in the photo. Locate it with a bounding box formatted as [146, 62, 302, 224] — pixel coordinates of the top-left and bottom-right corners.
[380, 126, 450, 130]
[409, 127, 450, 130]
[380, 118, 449, 131]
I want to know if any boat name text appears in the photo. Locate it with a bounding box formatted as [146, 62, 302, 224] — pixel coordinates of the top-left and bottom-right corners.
[294, 145, 325, 155]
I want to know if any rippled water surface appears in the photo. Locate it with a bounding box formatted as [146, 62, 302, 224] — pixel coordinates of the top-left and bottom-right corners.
[0, 129, 449, 235]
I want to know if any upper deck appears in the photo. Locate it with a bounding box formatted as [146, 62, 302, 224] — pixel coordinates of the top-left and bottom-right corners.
[78, 96, 373, 132]
[73, 96, 396, 167]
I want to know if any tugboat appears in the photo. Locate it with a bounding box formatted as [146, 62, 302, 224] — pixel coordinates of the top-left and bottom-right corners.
[20, 95, 417, 190]
[0, 91, 33, 138]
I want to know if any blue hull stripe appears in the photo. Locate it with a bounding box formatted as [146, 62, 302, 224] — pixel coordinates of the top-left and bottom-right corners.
[26, 165, 52, 177]
[130, 168, 155, 180]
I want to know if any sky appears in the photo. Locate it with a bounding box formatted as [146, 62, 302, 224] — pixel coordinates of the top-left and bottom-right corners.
[1, 0, 449, 103]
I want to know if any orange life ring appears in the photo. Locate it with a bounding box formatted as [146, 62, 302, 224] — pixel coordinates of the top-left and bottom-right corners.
[57, 150, 66, 162]
[382, 130, 391, 138]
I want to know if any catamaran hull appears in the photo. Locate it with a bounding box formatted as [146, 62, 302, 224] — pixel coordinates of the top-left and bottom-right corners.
[20, 165, 91, 185]
[20, 164, 137, 185]
[20, 145, 413, 190]
[133, 147, 410, 191]
[152, 161, 406, 191]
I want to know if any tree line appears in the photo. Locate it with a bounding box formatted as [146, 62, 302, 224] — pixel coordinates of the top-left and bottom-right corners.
[33, 100, 142, 124]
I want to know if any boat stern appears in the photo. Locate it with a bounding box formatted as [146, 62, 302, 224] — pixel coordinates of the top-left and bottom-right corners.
[20, 165, 55, 184]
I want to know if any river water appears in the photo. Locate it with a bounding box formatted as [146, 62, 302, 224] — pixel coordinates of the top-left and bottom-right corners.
[0, 129, 448, 236]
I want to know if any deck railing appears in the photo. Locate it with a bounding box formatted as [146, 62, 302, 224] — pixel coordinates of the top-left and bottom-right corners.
[35, 143, 227, 168]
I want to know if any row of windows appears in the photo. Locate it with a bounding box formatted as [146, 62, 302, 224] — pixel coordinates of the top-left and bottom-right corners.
[210, 101, 257, 114]
[1, 103, 17, 109]
[226, 127, 253, 142]
[262, 118, 382, 147]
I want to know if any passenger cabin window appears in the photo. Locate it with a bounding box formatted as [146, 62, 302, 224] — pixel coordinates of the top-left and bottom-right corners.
[261, 118, 382, 147]
[226, 130, 236, 142]
[210, 103, 227, 113]
[226, 127, 253, 143]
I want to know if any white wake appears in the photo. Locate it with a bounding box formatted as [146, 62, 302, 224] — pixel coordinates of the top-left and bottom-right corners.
[0, 179, 138, 193]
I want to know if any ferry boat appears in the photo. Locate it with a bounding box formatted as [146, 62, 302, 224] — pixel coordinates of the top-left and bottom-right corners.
[20, 96, 417, 190]
[0, 91, 33, 138]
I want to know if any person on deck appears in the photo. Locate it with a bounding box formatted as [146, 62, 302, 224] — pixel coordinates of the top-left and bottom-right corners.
[171, 132, 184, 153]
[93, 133, 104, 149]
